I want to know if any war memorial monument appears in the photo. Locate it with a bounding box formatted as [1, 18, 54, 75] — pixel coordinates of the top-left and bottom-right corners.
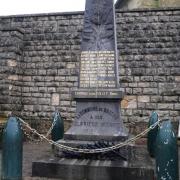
[32, 0, 155, 179]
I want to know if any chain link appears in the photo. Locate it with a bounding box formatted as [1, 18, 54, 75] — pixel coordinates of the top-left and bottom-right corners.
[20, 117, 57, 143]
[45, 117, 57, 138]
[18, 116, 161, 154]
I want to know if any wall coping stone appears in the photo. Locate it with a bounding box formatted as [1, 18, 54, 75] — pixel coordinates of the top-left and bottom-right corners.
[0, 7, 179, 19]
[116, 7, 180, 13]
[0, 11, 84, 19]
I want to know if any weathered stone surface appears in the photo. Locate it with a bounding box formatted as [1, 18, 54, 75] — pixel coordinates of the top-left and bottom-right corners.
[51, 94, 60, 106]
[121, 96, 137, 109]
[32, 145, 155, 180]
[0, 8, 180, 134]
[32, 159, 154, 180]
[65, 0, 127, 143]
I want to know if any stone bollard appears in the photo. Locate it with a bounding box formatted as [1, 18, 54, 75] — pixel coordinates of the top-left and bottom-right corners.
[155, 120, 179, 180]
[2, 117, 23, 180]
[147, 112, 159, 158]
[51, 111, 64, 142]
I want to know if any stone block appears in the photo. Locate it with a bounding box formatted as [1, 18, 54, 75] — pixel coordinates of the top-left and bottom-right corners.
[137, 102, 146, 109]
[175, 76, 180, 81]
[170, 111, 179, 117]
[38, 98, 51, 105]
[60, 94, 71, 100]
[159, 83, 178, 95]
[138, 96, 150, 103]
[145, 103, 157, 110]
[55, 76, 66, 81]
[174, 104, 180, 110]
[32, 158, 154, 180]
[143, 88, 158, 95]
[131, 109, 143, 116]
[140, 76, 154, 82]
[155, 111, 169, 118]
[120, 76, 133, 83]
[24, 105, 34, 111]
[128, 83, 138, 88]
[51, 93, 60, 106]
[158, 103, 174, 110]
[47, 69, 57, 76]
[38, 70, 46, 75]
[121, 96, 137, 109]
[150, 96, 163, 103]
[23, 76, 32, 81]
[163, 96, 178, 102]
[7, 60, 17, 67]
[47, 87, 56, 93]
[39, 87, 47, 93]
[122, 109, 133, 116]
[154, 76, 166, 82]
[8, 75, 18, 81]
[60, 101, 71, 106]
[133, 88, 142, 95]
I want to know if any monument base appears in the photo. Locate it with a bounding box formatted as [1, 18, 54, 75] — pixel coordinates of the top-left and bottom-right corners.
[32, 146, 155, 180]
[63, 99, 128, 142]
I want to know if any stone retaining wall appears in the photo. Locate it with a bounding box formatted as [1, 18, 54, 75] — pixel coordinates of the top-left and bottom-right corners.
[0, 28, 24, 117]
[0, 8, 179, 134]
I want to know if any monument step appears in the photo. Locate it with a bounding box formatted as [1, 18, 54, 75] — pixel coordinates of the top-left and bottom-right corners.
[53, 142, 153, 164]
[64, 132, 128, 141]
[32, 158, 154, 180]
[54, 139, 132, 161]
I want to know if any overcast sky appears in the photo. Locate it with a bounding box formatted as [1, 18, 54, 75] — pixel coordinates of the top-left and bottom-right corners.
[0, 0, 118, 16]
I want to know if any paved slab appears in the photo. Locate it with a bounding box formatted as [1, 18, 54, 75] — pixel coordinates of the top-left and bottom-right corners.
[23, 141, 57, 180]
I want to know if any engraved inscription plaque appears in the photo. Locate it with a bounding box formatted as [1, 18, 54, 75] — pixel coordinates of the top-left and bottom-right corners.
[64, 0, 128, 142]
[80, 51, 117, 88]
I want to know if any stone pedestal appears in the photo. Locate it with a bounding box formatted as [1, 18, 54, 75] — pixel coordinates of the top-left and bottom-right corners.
[32, 146, 155, 180]
[62, 0, 128, 146]
[32, 159, 154, 180]
[32, 0, 155, 179]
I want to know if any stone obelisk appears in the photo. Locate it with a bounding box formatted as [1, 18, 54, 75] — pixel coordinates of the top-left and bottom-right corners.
[32, 1, 155, 179]
[64, 0, 128, 142]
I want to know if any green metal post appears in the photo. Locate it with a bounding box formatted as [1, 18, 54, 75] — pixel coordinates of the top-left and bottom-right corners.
[2, 117, 23, 180]
[51, 111, 64, 141]
[155, 120, 179, 180]
[147, 112, 159, 158]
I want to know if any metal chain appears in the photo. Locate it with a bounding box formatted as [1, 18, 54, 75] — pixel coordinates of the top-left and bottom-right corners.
[18, 117, 161, 154]
[45, 117, 57, 138]
[20, 117, 57, 143]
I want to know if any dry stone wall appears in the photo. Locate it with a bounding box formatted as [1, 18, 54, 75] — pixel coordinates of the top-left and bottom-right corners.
[0, 8, 179, 134]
